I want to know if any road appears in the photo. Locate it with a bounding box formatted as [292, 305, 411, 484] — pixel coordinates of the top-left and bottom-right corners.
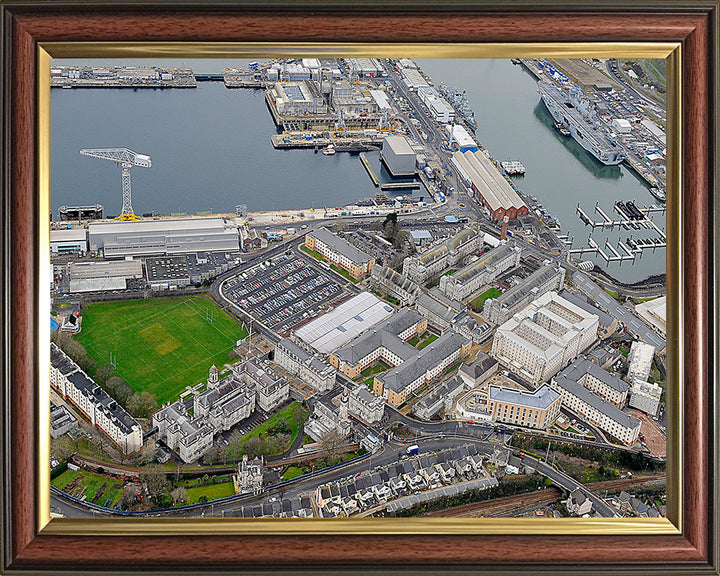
[573, 271, 666, 350]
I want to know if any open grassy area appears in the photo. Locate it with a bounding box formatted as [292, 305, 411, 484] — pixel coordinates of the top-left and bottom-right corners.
[184, 482, 235, 504]
[299, 244, 324, 261]
[51, 469, 124, 507]
[443, 269, 456, 276]
[235, 402, 308, 456]
[604, 288, 621, 301]
[470, 287, 501, 311]
[330, 263, 361, 284]
[282, 466, 306, 481]
[361, 360, 391, 378]
[76, 296, 247, 404]
[417, 334, 438, 350]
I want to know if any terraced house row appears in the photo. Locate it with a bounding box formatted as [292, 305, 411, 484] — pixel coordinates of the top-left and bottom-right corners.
[50, 343, 143, 455]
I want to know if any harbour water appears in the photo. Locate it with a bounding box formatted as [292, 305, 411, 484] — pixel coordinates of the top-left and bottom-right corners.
[51, 58, 665, 283]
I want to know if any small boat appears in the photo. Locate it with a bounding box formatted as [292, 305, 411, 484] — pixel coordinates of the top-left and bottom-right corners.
[321, 144, 336, 156]
[649, 187, 666, 202]
[501, 161, 526, 175]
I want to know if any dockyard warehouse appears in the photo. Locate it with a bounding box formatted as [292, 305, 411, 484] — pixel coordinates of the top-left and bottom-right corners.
[87, 216, 239, 258]
[50, 227, 88, 255]
[452, 150, 528, 221]
[380, 135, 417, 177]
[295, 292, 394, 354]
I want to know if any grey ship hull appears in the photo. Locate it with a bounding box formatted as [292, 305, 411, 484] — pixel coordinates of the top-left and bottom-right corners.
[539, 82, 625, 166]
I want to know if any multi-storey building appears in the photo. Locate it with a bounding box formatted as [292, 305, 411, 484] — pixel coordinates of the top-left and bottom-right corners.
[305, 227, 375, 280]
[561, 357, 629, 406]
[416, 289, 465, 328]
[374, 331, 472, 406]
[402, 226, 483, 284]
[483, 263, 566, 325]
[627, 341, 655, 384]
[153, 400, 214, 463]
[438, 241, 521, 302]
[487, 385, 562, 430]
[370, 263, 420, 305]
[50, 343, 143, 454]
[551, 364, 641, 446]
[348, 384, 385, 424]
[266, 80, 327, 115]
[458, 351, 499, 392]
[274, 338, 336, 392]
[629, 380, 662, 417]
[559, 291, 620, 339]
[235, 359, 289, 413]
[329, 308, 426, 378]
[304, 398, 351, 442]
[412, 375, 465, 420]
[491, 291, 598, 385]
[154, 366, 255, 463]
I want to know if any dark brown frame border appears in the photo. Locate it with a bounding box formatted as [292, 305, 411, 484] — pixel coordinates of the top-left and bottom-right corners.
[1, 1, 717, 574]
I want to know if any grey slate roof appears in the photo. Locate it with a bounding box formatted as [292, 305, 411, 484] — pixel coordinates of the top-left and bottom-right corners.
[459, 350, 498, 380]
[560, 290, 615, 327]
[309, 227, 372, 265]
[378, 331, 469, 393]
[333, 308, 422, 366]
[66, 370, 139, 434]
[553, 374, 640, 429]
[489, 263, 564, 311]
[562, 357, 629, 394]
[489, 384, 560, 410]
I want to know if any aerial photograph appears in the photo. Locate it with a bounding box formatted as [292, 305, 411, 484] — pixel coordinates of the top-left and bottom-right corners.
[49, 56, 667, 520]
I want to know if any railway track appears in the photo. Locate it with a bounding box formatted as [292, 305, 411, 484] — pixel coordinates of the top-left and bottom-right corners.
[424, 473, 665, 518]
[425, 488, 562, 518]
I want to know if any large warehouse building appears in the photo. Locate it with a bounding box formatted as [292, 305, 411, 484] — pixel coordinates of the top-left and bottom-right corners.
[88, 217, 239, 259]
[66, 260, 143, 293]
[295, 292, 394, 354]
[452, 150, 528, 220]
[381, 135, 417, 177]
[50, 228, 88, 255]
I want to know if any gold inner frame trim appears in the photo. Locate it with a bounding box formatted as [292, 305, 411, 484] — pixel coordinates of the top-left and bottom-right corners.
[37, 42, 681, 536]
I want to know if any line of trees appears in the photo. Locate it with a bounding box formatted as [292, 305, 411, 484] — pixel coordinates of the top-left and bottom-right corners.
[52, 331, 157, 419]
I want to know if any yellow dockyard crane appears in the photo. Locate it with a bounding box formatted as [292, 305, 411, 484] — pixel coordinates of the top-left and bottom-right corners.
[79, 148, 152, 221]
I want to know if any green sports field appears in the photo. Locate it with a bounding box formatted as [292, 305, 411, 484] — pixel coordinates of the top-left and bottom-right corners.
[76, 296, 247, 404]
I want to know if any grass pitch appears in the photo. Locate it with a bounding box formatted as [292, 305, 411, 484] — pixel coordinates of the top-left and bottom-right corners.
[76, 296, 247, 404]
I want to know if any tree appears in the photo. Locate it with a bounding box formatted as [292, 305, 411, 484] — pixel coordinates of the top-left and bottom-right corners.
[392, 229, 407, 250]
[127, 391, 158, 418]
[139, 464, 170, 504]
[105, 376, 133, 406]
[243, 436, 269, 457]
[292, 403, 305, 426]
[318, 428, 347, 463]
[52, 330, 97, 374]
[94, 364, 116, 385]
[171, 487, 187, 506]
[382, 211, 398, 228]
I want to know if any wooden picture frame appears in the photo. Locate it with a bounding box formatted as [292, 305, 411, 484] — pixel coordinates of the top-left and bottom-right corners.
[1, 1, 717, 573]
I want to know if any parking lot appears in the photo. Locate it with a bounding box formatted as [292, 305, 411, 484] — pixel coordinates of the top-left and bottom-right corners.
[222, 253, 347, 333]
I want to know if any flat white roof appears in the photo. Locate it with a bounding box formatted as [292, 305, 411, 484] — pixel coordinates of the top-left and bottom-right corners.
[69, 277, 126, 293]
[51, 228, 87, 242]
[444, 124, 476, 148]
[67, 259, 143, 279]
[383, 135, 415, 156]
[88, 216, 226, 235]
[295, 292, 394, 354]
[369, 89, 391, 110]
